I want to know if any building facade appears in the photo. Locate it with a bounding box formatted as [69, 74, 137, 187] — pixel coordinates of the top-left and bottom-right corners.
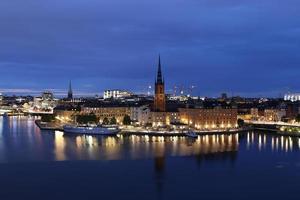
[179, 108, 238, 130]
[103, 90, 133, 99]
[284, 93, 300, 102]
[264, 109, 286, 122]
[81, 106, 131, 124]
[130, 105, 151, 125]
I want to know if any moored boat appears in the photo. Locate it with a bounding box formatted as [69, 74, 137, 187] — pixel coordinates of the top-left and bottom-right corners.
[185, 130, 198, 138]
[63, 124, 119, 135]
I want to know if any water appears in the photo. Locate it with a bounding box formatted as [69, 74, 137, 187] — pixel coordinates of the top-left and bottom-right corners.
[0, 116, 300, 200]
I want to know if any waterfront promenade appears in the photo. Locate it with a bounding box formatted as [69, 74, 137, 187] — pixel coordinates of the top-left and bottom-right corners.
[35, 119, 245, 136]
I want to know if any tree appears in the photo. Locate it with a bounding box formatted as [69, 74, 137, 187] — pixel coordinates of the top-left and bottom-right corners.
[123, 115, 131, 125]
[110, 117, 117, 125]
[237, 118, 244, 128]
[296, 114, 300, 122]
[102, 117, 109, 125]
[76, 113, 98, 124]
[41, 114, 55, 122]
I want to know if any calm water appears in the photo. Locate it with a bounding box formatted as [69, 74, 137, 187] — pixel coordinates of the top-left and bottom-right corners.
[0, 116, 300, 200]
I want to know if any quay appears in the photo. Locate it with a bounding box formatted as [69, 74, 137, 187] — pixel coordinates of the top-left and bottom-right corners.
[35, 120, 247, 136]
[35, 120, 64, 131]
[245, 120, 300, 137]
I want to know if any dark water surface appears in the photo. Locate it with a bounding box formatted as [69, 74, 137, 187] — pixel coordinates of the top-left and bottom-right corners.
[0, 116, 299, 200]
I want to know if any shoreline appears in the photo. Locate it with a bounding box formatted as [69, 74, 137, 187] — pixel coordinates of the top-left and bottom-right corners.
[35, 120, 250, 136]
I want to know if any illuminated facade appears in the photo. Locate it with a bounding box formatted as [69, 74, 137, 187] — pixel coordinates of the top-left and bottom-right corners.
[103, 90, 133, 99]
[131, 105, 151, 125]
[264, 109, 286, 122]
[150, 111, 181, 127]
[284, 93, 300, 102]
[26, 91, 57, 114]
[250, 108, 259, 120]
[179, 108, 238, 130]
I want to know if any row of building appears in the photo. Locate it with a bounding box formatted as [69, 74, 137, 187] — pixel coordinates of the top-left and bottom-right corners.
[54, 56, 238, 130]
[4, 56, 300, 128]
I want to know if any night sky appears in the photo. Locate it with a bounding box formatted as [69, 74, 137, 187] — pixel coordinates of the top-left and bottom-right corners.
[0, 0, 299, 97]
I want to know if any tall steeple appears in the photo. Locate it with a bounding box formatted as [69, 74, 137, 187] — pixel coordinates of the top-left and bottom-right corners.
[156, 55, 163, 84]
[154, 55, 166, 112]
[68, 80, 73, 100]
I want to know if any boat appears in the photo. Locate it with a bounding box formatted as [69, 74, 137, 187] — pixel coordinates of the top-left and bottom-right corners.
[185, 130, 198, 138]
[63, 124, 120, 135]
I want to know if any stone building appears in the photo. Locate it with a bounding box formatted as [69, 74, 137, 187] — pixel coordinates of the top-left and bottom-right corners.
[179, 108, 238, 130]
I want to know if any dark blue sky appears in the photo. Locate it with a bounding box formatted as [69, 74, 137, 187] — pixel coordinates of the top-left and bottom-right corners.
[0, 0, 300, 97]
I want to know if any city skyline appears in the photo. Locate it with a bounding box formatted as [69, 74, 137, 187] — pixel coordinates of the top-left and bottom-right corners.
[0, 53, 298, 98]
[1, 0, 300, 97]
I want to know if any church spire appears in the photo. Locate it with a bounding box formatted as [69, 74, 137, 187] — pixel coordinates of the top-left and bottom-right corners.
[68, 80, 73, 100]
[156, 54, 163, 84]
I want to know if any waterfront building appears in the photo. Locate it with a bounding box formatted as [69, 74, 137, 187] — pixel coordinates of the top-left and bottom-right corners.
[149, 56, 237, 130]
[26, 91, 57, 114]
[264, 109, 286, 122]
[130, 105, 151, 125]
[250, 108, 259, 120]
[150, 111, 181, 127]
[285, 102, 300, 119]
[53, 104, 80, 123]
[81, 106, 131, 124]
[103, 89, 133, 99]
[179, 107, 238, 130]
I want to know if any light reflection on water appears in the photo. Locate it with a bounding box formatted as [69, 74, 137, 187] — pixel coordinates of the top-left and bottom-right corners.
[2, 117, 300, 200]
[0, 116, 299, 163]
[51, 130, 239, 161]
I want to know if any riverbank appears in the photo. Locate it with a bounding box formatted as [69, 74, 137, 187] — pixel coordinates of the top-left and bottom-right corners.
[248, 123, 300, 137]
[35, 120, 250, 136]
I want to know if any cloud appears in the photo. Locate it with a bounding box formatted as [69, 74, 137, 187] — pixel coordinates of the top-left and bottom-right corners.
[0, 0, 299, 97]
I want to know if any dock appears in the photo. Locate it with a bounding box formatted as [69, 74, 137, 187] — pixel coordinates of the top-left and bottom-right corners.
[35, 120, 64, 131]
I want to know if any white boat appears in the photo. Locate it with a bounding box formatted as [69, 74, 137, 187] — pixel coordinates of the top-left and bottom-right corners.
[185, 130, 198, 138]
[63, 125, 119, 135]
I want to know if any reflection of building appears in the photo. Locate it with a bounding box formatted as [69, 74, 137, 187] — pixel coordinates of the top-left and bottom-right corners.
[179, 108, 238, 130]
[103, 90, 133, 99]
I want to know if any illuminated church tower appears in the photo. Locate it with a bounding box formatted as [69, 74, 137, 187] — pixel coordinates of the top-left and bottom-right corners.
[154, 55, 166, 112]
